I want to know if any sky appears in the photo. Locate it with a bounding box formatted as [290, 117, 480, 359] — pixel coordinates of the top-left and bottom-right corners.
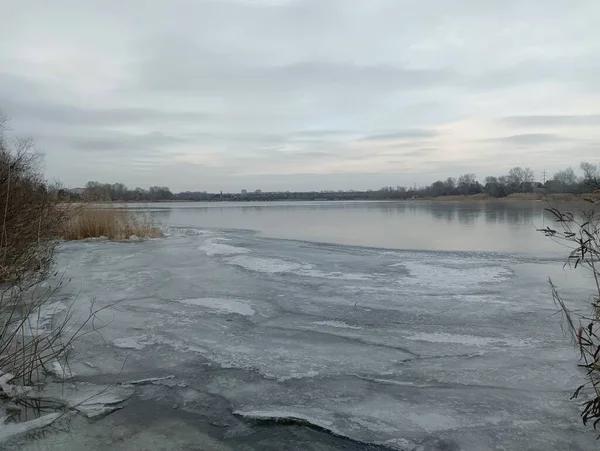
[1, 0, 599, 192]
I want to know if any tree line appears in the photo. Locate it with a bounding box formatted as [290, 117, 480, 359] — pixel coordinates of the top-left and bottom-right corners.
[417, 162, 598, 198]
[65, 161, 599, 202]
[70, 182, 175, 201]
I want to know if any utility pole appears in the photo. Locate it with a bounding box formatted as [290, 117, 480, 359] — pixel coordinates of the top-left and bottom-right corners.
[542, 170, 547, 185]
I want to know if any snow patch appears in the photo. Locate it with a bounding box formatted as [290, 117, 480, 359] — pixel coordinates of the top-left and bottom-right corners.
[0, 373, 32, 398]
[301, 269, 371, 281]
[34, 382, 134, 418]
[113, 336, 148, 350]
[232, 409, 399, 448]
[405, 411, 462, 432]
[50, 361, 75, 380]
[313, 321, 362, 330]
[172, 297, 255, 316]
[169, 228, 214, 237]
[24, 301, 68, 336]
[400, 261, 512, 289]
[276, 370, 320, 381]
[0, 409, 60, 444]
[405, 332, 530, 348]
[225, 255, 307, 273]
[198, 238, 251, 256]
[234, 409, 334, 428]
[113, 334, 207, 355]
[225, 255, 370, 280]
[123, 375, 175, 385]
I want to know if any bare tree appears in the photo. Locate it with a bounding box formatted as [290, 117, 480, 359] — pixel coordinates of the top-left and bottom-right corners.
[457, 173, 479, 195]
[581, 161, 598, 182]
[552, 168, 578, 193]
[507, 167, 535, 191]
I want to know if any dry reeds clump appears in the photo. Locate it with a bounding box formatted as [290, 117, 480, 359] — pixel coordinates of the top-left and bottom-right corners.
[61, 207, 163, 240]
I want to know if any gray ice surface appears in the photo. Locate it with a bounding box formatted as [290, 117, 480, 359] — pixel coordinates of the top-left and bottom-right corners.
[10, 228, 597, 450]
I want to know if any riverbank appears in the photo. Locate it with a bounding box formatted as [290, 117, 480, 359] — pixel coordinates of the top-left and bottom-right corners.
[70, 192, 600, 205]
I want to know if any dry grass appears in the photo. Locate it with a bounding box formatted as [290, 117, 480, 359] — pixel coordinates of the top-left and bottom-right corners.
[505, 192, 581, 201]
[430, 193, 491, 201]
[61, 207, 163, 241]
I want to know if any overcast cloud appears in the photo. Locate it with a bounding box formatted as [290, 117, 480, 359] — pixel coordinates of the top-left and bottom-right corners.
[1, 0, 599, 191]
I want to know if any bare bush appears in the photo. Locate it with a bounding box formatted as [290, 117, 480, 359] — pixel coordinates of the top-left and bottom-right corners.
[0, 280, 112, 387]
[0, 115, 95, 394]
[539, 181, 600, 430]
[0, 120, 67, 285]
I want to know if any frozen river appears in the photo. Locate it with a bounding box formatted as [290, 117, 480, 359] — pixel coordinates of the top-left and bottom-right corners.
[11, 201, 597, 450]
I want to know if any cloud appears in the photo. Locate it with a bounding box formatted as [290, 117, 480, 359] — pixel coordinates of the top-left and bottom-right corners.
[139, 56, 451, 94]
[0, 0, 599, 191]
[66, 131, 183, 152]
[481, 133, 570, 145]
[399, 148, 440, 158]
[1, 99, 209, 126]
[358, 130, 437, 141]
[500, 115, 600, 127]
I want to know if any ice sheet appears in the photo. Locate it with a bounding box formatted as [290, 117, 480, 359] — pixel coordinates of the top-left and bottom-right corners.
[43, 229, 596, 450]
[172, 298, 255, 316]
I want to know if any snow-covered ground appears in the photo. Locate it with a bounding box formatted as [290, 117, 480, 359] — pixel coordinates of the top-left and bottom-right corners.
[10, 227, 597, 450]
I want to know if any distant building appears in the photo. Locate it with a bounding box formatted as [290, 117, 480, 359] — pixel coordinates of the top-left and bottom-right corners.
[241, 189, 247, 195]
[254, 189, 262, 194]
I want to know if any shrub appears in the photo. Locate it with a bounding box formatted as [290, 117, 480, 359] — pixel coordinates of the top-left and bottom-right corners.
[0, 115, 128, 434]
[539, 180, 600, 430]
[0, 120, 67, 284]
[0, 115, 76, 387]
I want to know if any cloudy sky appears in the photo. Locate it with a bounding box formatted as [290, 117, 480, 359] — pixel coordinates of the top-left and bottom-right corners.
[1, 0, 599, 192]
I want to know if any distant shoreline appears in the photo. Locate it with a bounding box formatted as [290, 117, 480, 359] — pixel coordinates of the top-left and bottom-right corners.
[81, 192, 598, 205]
[419, 193, 598, 202]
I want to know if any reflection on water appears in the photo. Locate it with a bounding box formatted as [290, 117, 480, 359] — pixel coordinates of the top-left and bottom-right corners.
[125, 200, 579, 254]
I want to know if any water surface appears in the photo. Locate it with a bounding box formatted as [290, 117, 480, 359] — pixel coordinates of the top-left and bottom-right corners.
[126, 200, 572, 255]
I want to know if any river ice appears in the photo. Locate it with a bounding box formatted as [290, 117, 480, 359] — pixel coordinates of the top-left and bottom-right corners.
[15, 228, 597, 450]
